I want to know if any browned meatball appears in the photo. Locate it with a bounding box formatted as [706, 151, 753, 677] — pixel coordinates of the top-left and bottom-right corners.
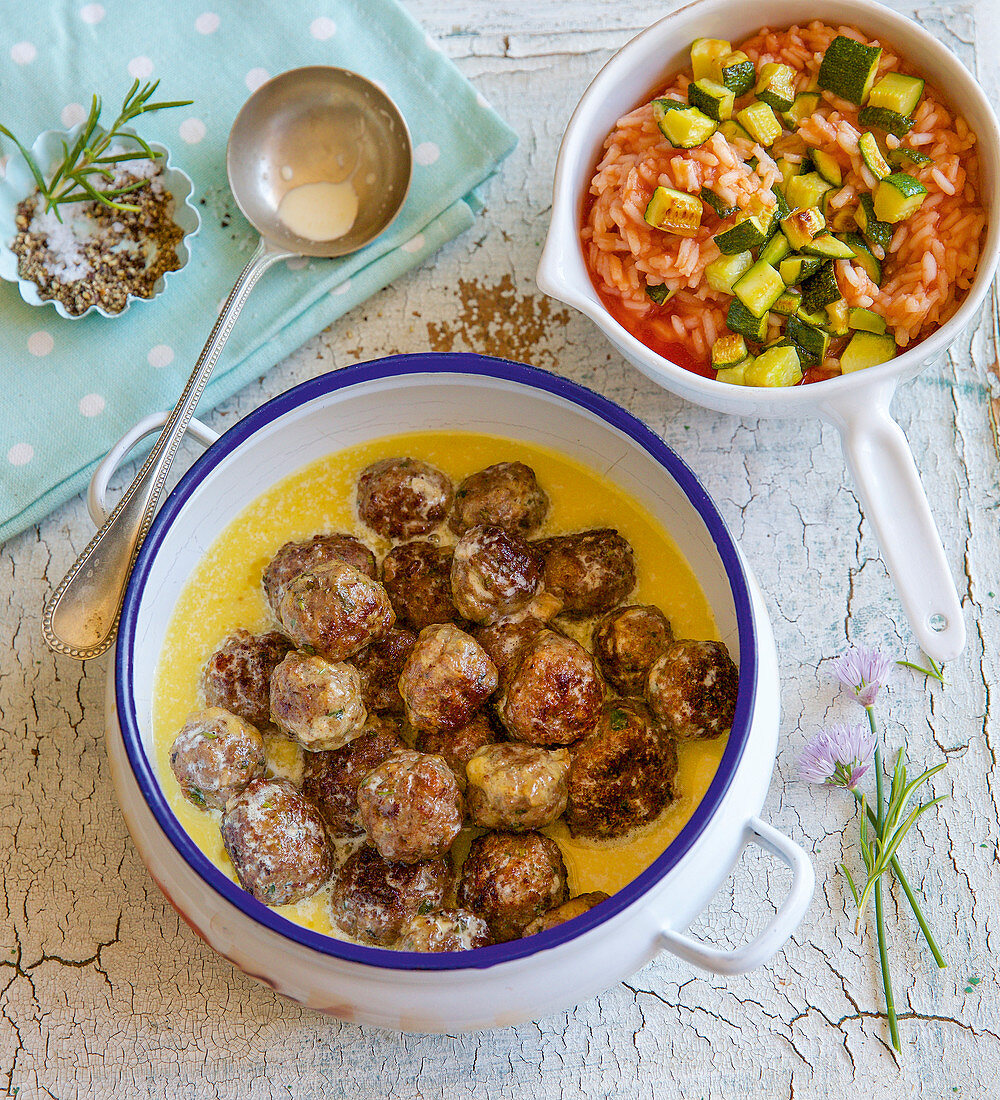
[450, 525, 542, 626]
[398, 624, 498, 732]
[221, 777, 333, 906]
[498, 631, 604, 746]
[351, 627, 416, 714]
[395, 908, 493, 952]
[262, 534, 376, 615]
[201, 629, 292, 728]
[593, 605, 673, 697]
[534, 529, 636, 617]
[523, 892, 610, 936]
[269, 650, 367, 752]
[472, 614, 549, 685]
[381, 541, 459, 631]
[357, 457, 453, 540]
[357, 749, 464, 863]
[465, 743, 570, 830]
[458, 832, 568, 942]
[646, 639, 739, 740]
[276, 560, 394, 661]
[330, 845, 451, 946]
[169, 707, 266, 810]
[449, 462, 549, 538]
[301, 724, 406, 836]
[414, 713, 495, 791]
[566, 699, 678, 838]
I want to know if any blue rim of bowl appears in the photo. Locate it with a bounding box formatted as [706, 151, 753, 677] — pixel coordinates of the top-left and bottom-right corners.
[116, 351, 759, 971]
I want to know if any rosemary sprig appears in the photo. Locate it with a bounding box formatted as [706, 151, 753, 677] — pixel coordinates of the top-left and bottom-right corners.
[0, 80, 191, 221]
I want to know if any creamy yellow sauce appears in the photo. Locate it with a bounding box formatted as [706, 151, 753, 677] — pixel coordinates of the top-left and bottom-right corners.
[152, 431, 726, 939]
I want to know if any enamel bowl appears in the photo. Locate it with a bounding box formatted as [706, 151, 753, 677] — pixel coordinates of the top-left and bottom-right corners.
[537, 0, 1000, 665]
[0, 126, 199, 319]
[102, 353, 812, 1031]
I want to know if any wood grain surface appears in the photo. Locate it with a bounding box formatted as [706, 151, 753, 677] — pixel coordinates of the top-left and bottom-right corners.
[2, 2, 998, 1096]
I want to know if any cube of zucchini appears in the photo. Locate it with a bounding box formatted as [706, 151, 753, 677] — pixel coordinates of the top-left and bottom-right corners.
[781, 208, 825, 250]
[873, 172, 928, 223]
[714, 362, 749, 386]
[781, 91, 821, 130]
[826, 299, 850, 336]
[868, 73, 924, 117]
[653, 102, 718, 148]
[732, 260, 785, 318]
[759, 231, 791, 267]
[714, 215, 769, 254]
[858, 106, 914, 138]
[645, 284, 678, 305]
[644, 186, 704, 236]
[691, 38, 732, 81]
[718, 119, 753, 144]
[859, 132, 891, 180]
[829, 205, 858, 234]
[817, 35, 882, 105]
[779, 256, 825, 285]
[699, 187, 738, 219]
[737, 102, 782, 147]
[888, 146, 931, 168]
[785, 172, 833, 211]
[755, 63, 797, 112]
[812, 149, 843, 187]
[855, 193, 893, 250]
[705, 250, 754, 294]
[800, 261, 842, 314]
[771, 287, 802, 316]
[848, 306, 887, 334]
[785, 314, 830, 364]
[712, 51, 756, 96]
[711, 333, 750, 369]
[802, 233, 856, 260]
[777, 157, 804, 187]
[744, 345, 803, 387]
[840, 331, 897, 373]
[688, 78, 735, 121]
[841, 233, 883, 285]
[726, 298, 768, 342]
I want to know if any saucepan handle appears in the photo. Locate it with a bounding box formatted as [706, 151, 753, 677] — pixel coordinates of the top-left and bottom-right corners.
[88, 411, 219, 526]
[658, 816, 814, 975]
[820, 383, 965, 663]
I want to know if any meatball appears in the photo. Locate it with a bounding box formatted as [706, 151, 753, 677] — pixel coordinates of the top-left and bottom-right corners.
[301, 724, 406, 836]
[534, 529, 636, 617]
[276, 560, 395, 661]
[472, 614, 549, 685]
[262, 533, 376, 615]
[414, 713, 496, 791]
[396, 908, 493, 952]
[450, 525, 542, 626]
[498, 631, 604, 746]
[399, 624, 498, 732]
[593, 605, 674, 697]
[201, 629, 292, 728]
[221, 777, 333, 906]
[357, 457, 453, 540]
[458, 831, 568, 942]
[351, 627, 416, 714]
[465, 742, 570, 830]
[269, 650, 367, 752]
[524, 892, 610, 936]
[449, 461, 549, 538]
[169, 707, 266, 810]
[357, 749, 464, 863]
[331, 845, 451, 946]
[381, 541, 459, 631]
[566, 699, 678, 838]
[646, 639, 739, 740]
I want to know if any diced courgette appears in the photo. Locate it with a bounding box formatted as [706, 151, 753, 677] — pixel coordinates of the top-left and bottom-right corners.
[732, 260, 785, 318]
[711, 333, 750, 369]
[718, 119, 753, 144]
[849, 306, 887, 334]
[771, 287, 801, 316]
[840, 331, 897, 373]
[777, 157, 803, 187]
[858, 132, 891, 180]
[644, 186, 704, 236]
[841, 233, 883, 285]
[727, 298, 768, 342]
[779, 255, 825, 284]
[699, 187, 738, 218]
[858, 105, 914, 138]
[868, 72, 924, 117]
[712, 51, 756, 96]
[802, 232, 856, 260]
[688, 78, 735, 122]
[705, 250, 754, 294]
[755, 63, 797, 112]
[855, 193, 893, 250]
[653, 102, 718, 148]
[812, 149, 843, 187]
[744, 345, 802, 387]
[714, 215, 768, 254]
[785, 172, 833, 211]
[826, 299, 850, 336]
[715, 362, 749, 385]
[888, 146, 931, 168]
[770, 186, 791, 220]
[737, 102, 782, 146]
[782, 92, 821, 130]
[829, 204, 857, 234]
[873, 172, 928, 222]
[817, 35, 882, 105]
[786, 314, 830, 364]
[690, 38, 731, 81]
[645, 284, 677, 305]
[759, 230, 791, 267]
[781, 208, 825, 250]
[800, 261, 842, 313]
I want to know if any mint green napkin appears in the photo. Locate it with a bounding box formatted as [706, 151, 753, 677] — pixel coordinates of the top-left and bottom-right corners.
[0, 0, 516, 543]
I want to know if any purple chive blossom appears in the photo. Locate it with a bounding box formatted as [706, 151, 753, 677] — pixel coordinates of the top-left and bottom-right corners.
[798, 723, 876, 790]
[833, 646, 894, 707]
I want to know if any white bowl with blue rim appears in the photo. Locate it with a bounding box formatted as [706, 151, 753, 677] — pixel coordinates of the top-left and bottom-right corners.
[0, 125, 200, 319]
[100, 352, 812, 1031]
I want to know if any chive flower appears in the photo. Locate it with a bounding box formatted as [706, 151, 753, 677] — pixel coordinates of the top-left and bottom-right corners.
[833, 646, 894, 707]
[798, 723, 875, 790]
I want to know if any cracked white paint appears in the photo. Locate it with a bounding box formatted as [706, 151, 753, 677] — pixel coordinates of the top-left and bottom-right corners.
[2, 1, 999, 1096]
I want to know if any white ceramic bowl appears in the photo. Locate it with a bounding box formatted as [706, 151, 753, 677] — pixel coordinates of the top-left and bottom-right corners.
[102, 353, 813, 1031]
[537, 0, 1000, 663]
[0, 126, 199, 318]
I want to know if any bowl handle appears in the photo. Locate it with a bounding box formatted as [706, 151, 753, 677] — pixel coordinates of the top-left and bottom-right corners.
[819, 382, 965, 663]
[658, 816, 814, 975]
[88, 411, 219, 527]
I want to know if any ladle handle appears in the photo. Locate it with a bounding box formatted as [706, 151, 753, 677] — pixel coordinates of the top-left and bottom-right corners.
[42, 238, 289, 660]
[822, 385, 965, 664]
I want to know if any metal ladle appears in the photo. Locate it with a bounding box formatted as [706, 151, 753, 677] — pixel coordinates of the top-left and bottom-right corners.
[42, 66, 413, 660]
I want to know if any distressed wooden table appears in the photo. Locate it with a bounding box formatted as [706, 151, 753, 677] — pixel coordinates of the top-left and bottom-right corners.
[3, 2, 999, 1096]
